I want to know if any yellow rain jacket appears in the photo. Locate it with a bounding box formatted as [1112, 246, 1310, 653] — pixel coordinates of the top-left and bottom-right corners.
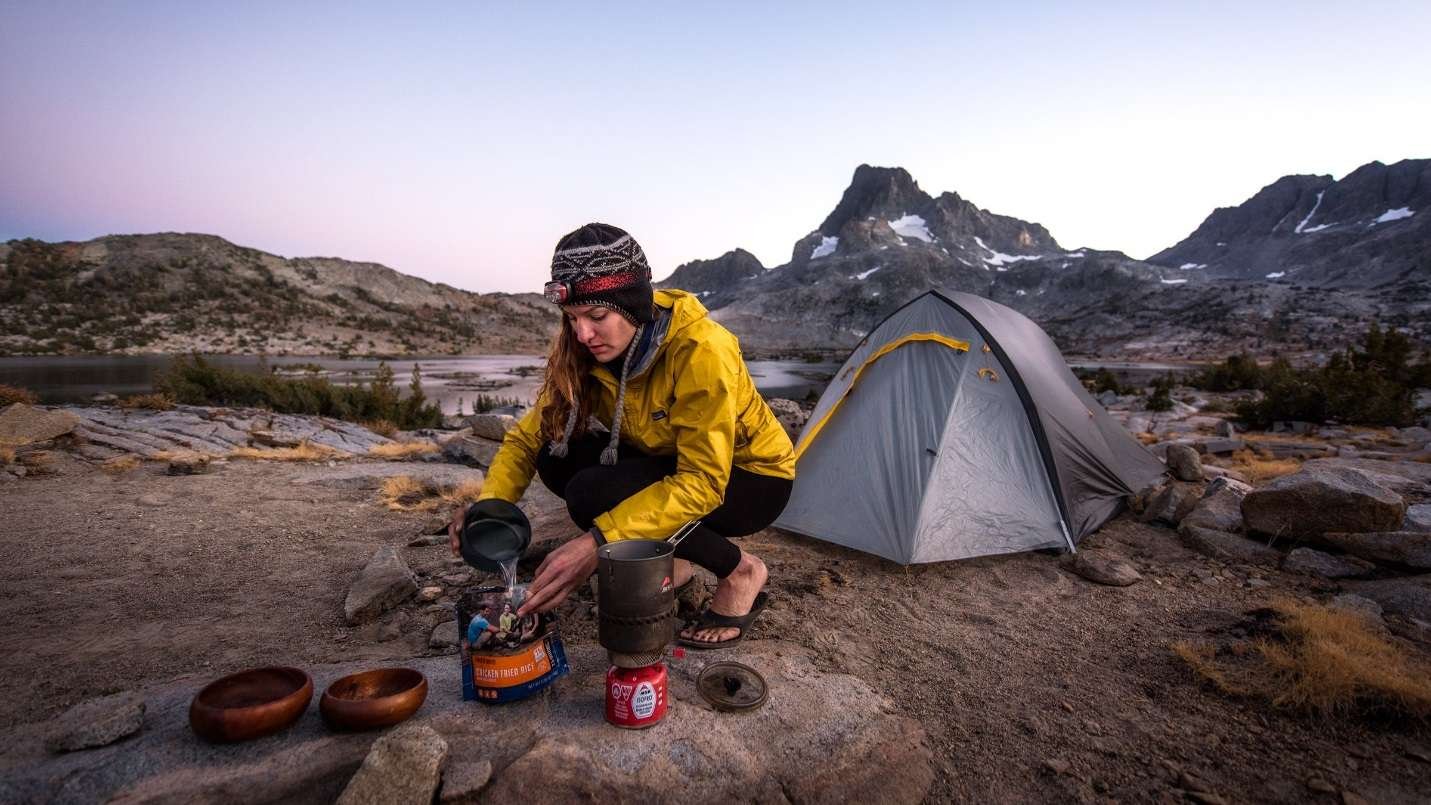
[477, 289, 796, 542]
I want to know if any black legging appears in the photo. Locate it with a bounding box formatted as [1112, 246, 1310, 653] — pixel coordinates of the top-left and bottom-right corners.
[535, 434, 792, 578]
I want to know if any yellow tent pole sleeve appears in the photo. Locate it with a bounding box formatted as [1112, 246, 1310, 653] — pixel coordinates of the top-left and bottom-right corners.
[793, 332, 970, 461]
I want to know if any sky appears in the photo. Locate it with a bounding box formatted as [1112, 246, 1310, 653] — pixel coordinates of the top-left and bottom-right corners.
[2, 1, 1429, 293]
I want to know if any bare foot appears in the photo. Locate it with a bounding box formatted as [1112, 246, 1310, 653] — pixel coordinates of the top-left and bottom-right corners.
[680, 551, 767, 644]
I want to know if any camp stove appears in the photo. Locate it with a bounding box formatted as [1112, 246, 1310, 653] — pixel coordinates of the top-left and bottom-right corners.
[595, 522, 699, 729]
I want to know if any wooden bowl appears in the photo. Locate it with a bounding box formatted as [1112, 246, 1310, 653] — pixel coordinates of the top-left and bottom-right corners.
[189, 666, 313, 743]
[320, 668, 428, 731]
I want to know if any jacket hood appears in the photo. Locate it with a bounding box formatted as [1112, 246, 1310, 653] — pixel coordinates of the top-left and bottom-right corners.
[609, 289, 708, 381]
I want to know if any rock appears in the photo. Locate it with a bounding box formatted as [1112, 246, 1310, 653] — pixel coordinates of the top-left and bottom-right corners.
[11, 465, 28, 477]
[344, 546, 417, 625]
[428, 621, 458, 649]
[408, 533, 447, 547]
[440, 435, 500, 468]
[417, 586, 444, 603]
[439, 759, 492, 803]
[1254, 439, 1336, 459]
[1329, 593, 1384, 621]
[766, 398, 809, 443]
[1396, 426, 1431, 445]
[91, 392, 119, 404]
[137, 493, 168, 507]
[1242, 465, 1406, 539]
[1272, 420, 1315, 435]
[462, 413, 517, 442]
[1193, 437, 1245, 455]
[166, 453, 210, 475]
[1406, 504, 1431, 533]
[1166, 443, 1204, 482]
[1200, 465, 1249, 483]
[1282, 548, 1376, 579]
[1182, 480, 1249, 533]
[1178, 525, 1283, 567]
[337, 725, 448, 805]
[1127, 480, 1163, 516]
[1343, 576, 1431, 622]
[1140, 480, 1203, 526]
[44, 691, 145, 752]
[1126, 414, 1152, 434]
[0, 404, 79, 446]
[1044, 758, 1072, 775]
[1319, 531, 1431, 570]
[1216, 419, 1236, 437]
[1065, 551, 1141, 586]
[1097, 390, 1119, 407]
[249, 429, 302, 448]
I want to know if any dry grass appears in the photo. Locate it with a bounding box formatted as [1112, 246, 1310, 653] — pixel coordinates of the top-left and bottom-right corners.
[0, 446, 14, 464]
[363, 419, 398, 438]
[1222, 448, 1302, 484]
[119, 393, 175, 411]
[368, 441, 439, 460]
[0, 384, 39, 407]
[101, 455, 142, 475]
[378, 474, 484, 511]
[1135, 432, 1159, 445]
[229, 440, 348, 462]
[1173, 599, 1431, 721]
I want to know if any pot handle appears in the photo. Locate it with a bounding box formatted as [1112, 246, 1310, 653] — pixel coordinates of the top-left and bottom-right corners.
[667, 520, 702, 546]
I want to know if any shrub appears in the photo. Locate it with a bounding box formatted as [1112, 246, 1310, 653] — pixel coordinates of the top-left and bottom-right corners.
[1144, 373, 1174, 412]
[230, 441, 347, 462]
[119, 393, 175, 411]
[0, 384, 39, 406]
[1235, 324, 1421, 428]
[158, 355, 442, 430]
[1190, 353, 1265, 391]
[471, 393, 524, 413]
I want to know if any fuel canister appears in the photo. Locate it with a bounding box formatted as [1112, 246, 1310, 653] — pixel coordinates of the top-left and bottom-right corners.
[605, 662, 668, 729]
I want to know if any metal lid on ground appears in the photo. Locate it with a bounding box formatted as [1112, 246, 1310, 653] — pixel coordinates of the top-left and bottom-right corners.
[697, 661, 768, 712]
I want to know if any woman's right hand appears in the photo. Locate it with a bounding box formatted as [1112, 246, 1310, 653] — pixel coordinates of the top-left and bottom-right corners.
[448, 504, 470, 558]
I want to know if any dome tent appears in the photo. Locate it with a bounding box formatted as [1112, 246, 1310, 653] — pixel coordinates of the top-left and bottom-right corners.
[774, 290, 1165, 564]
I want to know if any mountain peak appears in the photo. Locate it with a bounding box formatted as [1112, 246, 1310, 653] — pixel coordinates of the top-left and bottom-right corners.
[818, 165, 933, 236]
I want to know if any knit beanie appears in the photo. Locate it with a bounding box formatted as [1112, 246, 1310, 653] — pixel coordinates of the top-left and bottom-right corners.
[544, 223, 656, 325]
[544, 223, 654, 465]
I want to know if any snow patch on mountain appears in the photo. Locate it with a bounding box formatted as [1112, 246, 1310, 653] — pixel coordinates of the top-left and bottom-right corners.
[1373, 207, 1414, 225]
[1266, 272, 1286, 279]
[974, 236, 1042, 267]
[810, 236, 839, 260]
[1294, 190, 1325, 234]
[887, 214, 934, 242]
[1178, 263, 1207, 270]
[853, 266, 882, 280]
[1161, 278, 1189, 285]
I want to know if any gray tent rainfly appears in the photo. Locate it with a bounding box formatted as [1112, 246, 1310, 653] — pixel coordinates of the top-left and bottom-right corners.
[774, 290, 1165, 564]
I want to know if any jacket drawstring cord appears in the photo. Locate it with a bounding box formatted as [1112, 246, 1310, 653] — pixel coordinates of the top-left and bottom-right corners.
[601, 323, 643, 466]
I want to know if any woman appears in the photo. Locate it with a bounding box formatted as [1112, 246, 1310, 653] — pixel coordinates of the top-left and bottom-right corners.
[449, 223, 795, 648]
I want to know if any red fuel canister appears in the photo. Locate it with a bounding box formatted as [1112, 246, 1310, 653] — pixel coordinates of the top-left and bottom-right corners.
[605, 662, 668, 729]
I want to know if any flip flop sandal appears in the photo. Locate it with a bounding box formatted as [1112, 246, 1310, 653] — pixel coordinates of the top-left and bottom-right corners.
[676, 592, 769, 651]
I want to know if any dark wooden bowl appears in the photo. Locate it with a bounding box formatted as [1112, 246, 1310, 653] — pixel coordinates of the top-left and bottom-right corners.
[320, 667, 428, 731]
[189, 666, 313, 743]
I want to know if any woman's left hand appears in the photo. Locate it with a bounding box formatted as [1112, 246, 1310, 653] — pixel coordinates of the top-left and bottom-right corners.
[518, 532, 598, 616]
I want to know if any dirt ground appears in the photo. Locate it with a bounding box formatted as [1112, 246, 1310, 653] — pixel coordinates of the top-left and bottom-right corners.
[3, 452, 1430, 803]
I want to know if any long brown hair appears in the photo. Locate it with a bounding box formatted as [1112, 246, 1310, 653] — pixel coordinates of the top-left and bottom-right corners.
[538, 316, 596, 442]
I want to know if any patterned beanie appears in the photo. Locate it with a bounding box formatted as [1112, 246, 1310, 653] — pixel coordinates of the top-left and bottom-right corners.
[545, 223, 656, 325]
[544, 223, 653, 465]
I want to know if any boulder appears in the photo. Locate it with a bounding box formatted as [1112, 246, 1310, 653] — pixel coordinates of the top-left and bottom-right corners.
[1140, 480, 1203, 526]
[1281, 548, 1375, 579]
[1215, 419, 1237, 438]
[765, 398, 809, 443]
[44, 691, 145, 753]
[1178, 525, 1282, 567]
[166, 453, 211, 476]
[440, 435, 500, 468]
[344, 546, 417, 625]
[440, 759, 492, 804]
[1192, 437, 1244, 456]
[1200, 464, 1249, 484]
[1242, 465, 1406, 539]
[0, 404, 79, 447]
[1343, 576, 1431, 622]
[428, 621, 458, 649]
[1165, 443, 1204, 482]
[1181, 480, 1250, 534]
[337, 725, 448, 805]
[1126, 414, 1152, 434]
[1097, 390, 1119, 407]
[1329, 593, 1384, 622]
[1406, 504, 1431, 533]
[1395, 426, 1431, 446]
[462, 414, 517, 442]
[1065, 551, 1141, 586]
[1319, 531, 1431, 570]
